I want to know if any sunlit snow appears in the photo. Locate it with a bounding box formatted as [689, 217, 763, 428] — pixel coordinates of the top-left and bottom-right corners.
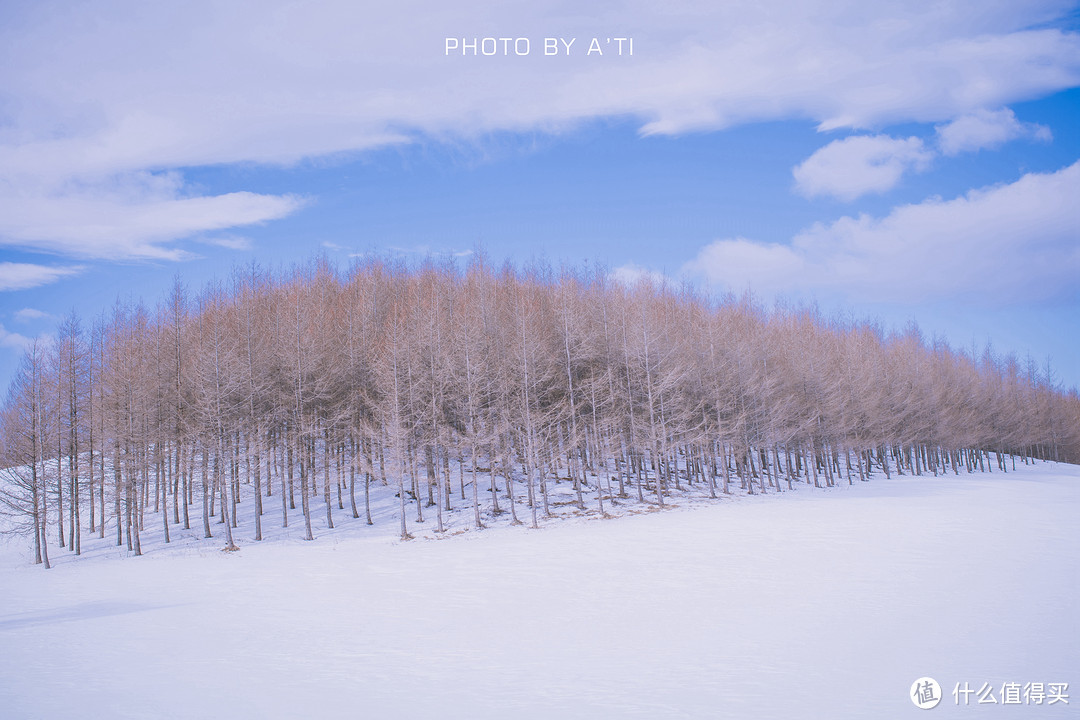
[1, 462, 1076, 718]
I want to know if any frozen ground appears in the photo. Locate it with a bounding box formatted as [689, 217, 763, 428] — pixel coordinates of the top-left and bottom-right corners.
[1, 461, 1076, 718]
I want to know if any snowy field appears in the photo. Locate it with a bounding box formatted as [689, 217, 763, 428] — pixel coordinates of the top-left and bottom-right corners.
[1, 462, 1077, 719]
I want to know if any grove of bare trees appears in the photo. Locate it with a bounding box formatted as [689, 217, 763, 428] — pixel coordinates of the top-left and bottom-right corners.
[2, 256, 1078, 567]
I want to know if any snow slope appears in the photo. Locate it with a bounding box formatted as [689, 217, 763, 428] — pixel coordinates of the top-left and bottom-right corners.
[1, 462, 1077, 719]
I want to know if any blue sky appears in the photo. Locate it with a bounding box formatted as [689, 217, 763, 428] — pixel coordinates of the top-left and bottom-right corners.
[1, 1, 1078, 391]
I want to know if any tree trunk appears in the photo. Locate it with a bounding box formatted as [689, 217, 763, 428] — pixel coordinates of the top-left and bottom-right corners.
[202, 448, 212, 539]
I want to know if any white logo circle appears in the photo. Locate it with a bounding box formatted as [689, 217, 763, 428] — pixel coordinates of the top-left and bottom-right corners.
[911, 677, 942, 709]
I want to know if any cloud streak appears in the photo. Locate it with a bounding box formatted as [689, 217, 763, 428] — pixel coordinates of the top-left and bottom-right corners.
[0, 262, 85, 291]
[0, 171, 304, 261]
[13, 308, 53, 323]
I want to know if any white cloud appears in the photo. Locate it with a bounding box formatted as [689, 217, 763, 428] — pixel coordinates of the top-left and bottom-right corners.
[385, 244, 475, 260]
[936, 108, 1053, 155]
[12, 308, 53, 323]
[196, 234, 254, 251]
[0, 173, 303, 261]
[794, 108, 1056, 203]
[0, 262, 84, 291]
[611, 263, 669, 288]
[0, 323, 32, 351]
[793, 135, 933, 201]
[0, 1, 1077, 262]
[685, 160, 1080, 306]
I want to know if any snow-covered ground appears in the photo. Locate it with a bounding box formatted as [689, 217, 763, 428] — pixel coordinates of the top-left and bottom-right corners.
[1, 462, 1076, 718]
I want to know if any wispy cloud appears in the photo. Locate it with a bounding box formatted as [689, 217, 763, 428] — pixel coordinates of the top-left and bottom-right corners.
[195, 234, 254, 251]
[13, 308, 54, 323]
[0, 173, 302, 261]
[0, 262, 84, 291]
[386, 244, 474, 260]
[685, 160, 1080, 307]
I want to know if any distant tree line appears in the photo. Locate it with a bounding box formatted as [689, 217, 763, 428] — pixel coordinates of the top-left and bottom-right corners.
[2, 256, 1077, 567]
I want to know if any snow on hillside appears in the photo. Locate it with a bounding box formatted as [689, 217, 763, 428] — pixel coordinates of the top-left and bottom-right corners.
[1, 462, 1076, 719]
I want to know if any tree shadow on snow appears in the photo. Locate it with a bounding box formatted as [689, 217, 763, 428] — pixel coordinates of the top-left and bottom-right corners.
[0, 600, 180, 631]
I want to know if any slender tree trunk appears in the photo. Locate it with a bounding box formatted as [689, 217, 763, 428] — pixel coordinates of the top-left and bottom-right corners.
[397, 451, 409, 540]
[39, 510, 51, 569]
[113, 440, 123, 545]
[489, 444, 501, 515]
[299, 440, 314, 540]
[182, 451, 191, 529]
[323, 437, 334, 530]
[349, 451, 359, 519]
[472, 444, 482, 528]
[253, 435, 263, 541]
[32, 469, 42, 565]
[202, 448, 212, 539]
[364, 471, 373, 525]
[220, 448, 238, 551]
[160, 451, 170, 544]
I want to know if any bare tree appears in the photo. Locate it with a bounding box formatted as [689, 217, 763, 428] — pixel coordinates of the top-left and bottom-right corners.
[4, 255, 1078, 564]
